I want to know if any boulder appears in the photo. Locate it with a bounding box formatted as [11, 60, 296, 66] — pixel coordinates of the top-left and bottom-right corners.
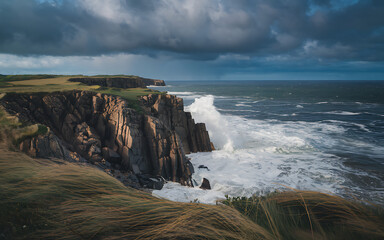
[200, 178, 211, 190]
[198, 165, 210, 171]
[137, 174, 164, 190]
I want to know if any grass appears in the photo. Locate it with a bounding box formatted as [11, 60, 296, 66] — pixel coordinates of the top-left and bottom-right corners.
[13, 124, 49, 145]
[222, 191, 384, 240]
[0, 76, 97, 93]
[1, 142, 383, 240]
[0, 107, 49, 149]
[91, 74, 139, 78]
[97, 87, 165, 112]
[0, 74, 60, 87]
[0, 140, 270, 239]
[0, 75, 164, 110]
[0, 107, 21, 144]
[0, 74, 60, 82]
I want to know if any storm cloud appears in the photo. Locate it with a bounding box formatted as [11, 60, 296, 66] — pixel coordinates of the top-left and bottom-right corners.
[0, 0, 383, 62]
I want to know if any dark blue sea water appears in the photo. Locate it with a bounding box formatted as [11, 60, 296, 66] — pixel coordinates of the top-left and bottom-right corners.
[150, 81, 384, 204]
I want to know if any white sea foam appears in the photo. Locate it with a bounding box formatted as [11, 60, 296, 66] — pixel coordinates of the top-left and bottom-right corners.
[318, 111, 361, 116]
[296, 105, 304, 108]
[364, 112, 384, 117]
[322, 120, 371, 132]
[153, 95, 358, 204]
[152, 182, 225, 203]
[235, 103, 252, 107]
[218, 108, 260, 113]
[186, 95, 237, 151]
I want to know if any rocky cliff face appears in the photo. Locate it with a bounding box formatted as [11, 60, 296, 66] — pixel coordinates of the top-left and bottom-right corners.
[69, 77, 165, 88]
[141, 94, 213, 154]
[1, 91, 212, 188]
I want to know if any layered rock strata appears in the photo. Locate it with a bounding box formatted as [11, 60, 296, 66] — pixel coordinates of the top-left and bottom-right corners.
[1, 91, 213, 188]
[69, 77, 165, 88]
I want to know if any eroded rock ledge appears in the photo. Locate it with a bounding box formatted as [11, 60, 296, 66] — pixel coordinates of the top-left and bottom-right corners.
[0, 91, 213, 189]
[69, 77, 165, 88]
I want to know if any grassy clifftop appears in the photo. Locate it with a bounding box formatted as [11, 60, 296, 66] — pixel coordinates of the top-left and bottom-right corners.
[0, 108, 384, 239]
[0, 75, 160, 115]
[0, 75, 167, 114]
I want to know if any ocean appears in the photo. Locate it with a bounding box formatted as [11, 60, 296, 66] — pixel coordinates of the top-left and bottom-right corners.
[150, 81, 384, 204]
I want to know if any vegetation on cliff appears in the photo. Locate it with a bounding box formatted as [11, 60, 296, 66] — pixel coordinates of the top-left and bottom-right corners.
[0, 74, 166, 114]
[0, 74, 163, 101]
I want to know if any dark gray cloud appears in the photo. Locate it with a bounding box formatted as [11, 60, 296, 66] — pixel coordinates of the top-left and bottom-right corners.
[0, 0, 383, 62]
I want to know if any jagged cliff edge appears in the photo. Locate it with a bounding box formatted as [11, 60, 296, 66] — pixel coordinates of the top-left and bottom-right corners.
[0, 91, 213, 189]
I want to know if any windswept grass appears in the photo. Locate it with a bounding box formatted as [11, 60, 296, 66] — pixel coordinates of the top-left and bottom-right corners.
[1, 151, 383, 240]
[0, 148, 271, 240]
[222, 190, 384, 240]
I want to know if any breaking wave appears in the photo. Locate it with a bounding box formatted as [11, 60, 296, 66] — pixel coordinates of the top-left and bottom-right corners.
[154, 95, 371, 204]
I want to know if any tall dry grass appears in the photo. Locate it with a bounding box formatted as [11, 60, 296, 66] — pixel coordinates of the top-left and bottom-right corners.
[0, 148, 271, 240]
[222, 189, 384, 240]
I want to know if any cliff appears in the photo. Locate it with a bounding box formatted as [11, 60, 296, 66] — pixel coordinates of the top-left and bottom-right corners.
[68, 77, 165, 88]
[0, 91, 212, 189]
[141, 94, 213, 153]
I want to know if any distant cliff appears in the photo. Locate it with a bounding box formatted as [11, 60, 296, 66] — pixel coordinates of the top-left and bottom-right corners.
[69, 77, 165, 88]
[0, 91, 213, 189]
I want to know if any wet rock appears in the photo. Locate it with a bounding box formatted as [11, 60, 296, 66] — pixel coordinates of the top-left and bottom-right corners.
[200, 178, 211, 190]
[137, 174, 164, 190]
[198, 165, 210, 171]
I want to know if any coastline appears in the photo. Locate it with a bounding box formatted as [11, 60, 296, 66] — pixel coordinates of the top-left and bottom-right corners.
[0, 76, 383, 239]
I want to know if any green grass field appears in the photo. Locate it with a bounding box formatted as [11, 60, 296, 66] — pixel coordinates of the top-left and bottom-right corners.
[0, 75, 163, 104]
[0, 108, 384, 239]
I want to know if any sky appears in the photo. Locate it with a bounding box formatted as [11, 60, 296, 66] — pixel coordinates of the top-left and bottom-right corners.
[0, 0, 383, 80]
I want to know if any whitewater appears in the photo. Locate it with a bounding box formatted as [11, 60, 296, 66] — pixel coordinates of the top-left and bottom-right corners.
[151, 81, 384, 204]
